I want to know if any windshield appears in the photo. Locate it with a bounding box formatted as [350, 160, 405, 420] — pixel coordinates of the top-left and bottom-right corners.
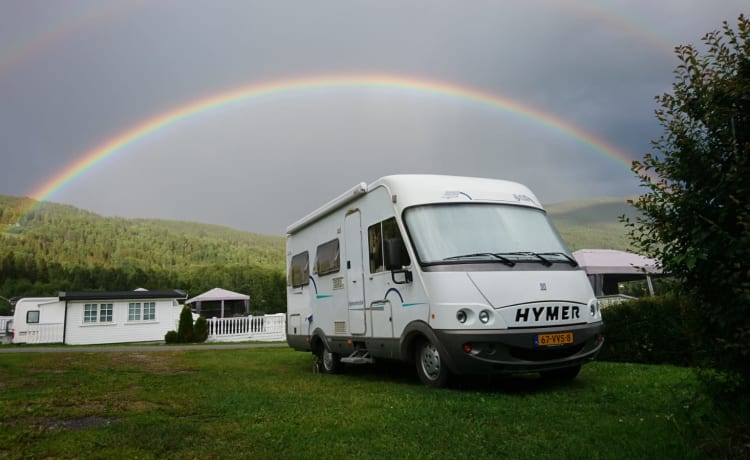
[403, 203, 571, 265]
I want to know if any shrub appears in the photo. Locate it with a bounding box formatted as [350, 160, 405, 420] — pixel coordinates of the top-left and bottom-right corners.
[194, 316, 208, 343]
[598, 294, 696, 366]
[164, 330, 178, 344]
[177, 306, 194, 343]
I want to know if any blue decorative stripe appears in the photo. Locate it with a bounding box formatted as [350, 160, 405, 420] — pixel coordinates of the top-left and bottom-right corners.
[402, 302, 428, 307]
[316, 295, 333, 299]
[384, 288, 404, 303]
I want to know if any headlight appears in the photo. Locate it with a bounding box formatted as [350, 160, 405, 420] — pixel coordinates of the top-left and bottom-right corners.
[456, 310, 467, 324]
[479, 310, 491, 324]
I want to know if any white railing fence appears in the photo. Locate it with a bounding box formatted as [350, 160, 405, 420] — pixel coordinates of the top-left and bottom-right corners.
[205, 314, 286, 342]
[0, 316, 12, 334]
[0, 316, 13, 343]
[598, 294, 637, 309]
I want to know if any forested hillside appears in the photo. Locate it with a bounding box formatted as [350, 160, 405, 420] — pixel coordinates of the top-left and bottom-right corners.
[0, 195, 286, 314]
[546, 197, 634, 251]
[0, 194, 634, 316]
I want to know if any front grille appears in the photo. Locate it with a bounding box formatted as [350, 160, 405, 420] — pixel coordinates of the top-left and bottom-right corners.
[510, 343, 584, 362]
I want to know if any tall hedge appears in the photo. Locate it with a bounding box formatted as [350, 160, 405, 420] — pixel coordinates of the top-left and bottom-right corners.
[598, 294, 697, 366]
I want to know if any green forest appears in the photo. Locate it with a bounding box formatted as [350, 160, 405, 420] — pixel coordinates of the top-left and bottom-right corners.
[0, 194, 632, 316]
[0, 195, 286, 315]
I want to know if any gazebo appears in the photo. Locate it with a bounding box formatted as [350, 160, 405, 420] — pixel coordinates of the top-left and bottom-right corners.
[573, 249, 662, 297]
[186, 288, 250, 319]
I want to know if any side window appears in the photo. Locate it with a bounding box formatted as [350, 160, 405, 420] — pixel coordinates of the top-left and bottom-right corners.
[368, 223, 384, 273]
[290, 251, 310, 288]
[369, 217, 410, 273]
[26, 310, 40, 324]
[315, 239, 340, 276]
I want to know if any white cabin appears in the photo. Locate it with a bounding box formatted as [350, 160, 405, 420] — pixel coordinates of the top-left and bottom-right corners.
[11, 290, 187, 345]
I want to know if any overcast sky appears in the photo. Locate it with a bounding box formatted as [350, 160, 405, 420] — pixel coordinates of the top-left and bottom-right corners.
[0, 1, 745, 235]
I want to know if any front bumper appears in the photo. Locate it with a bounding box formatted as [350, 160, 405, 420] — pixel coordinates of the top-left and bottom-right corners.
[435, 322, 605, 375]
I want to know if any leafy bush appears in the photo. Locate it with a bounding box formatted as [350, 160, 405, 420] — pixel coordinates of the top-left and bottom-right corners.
[599, 294, 696, 366]
[177, 306, 194, 343]
[164, 330, 178, 344]
[194, 316, 208, 343]
[623, 15, 750, 399]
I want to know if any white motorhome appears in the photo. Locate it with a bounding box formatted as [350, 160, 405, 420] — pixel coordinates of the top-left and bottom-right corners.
[286, 175, 605, 387]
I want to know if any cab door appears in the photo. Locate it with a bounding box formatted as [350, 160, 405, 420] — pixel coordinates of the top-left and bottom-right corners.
[344, 211, 366, 335]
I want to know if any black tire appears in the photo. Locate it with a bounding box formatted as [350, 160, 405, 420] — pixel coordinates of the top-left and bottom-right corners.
[415, 339, 450, 388]
[318, 345, 342, 374]
[541, 365, 581, 381]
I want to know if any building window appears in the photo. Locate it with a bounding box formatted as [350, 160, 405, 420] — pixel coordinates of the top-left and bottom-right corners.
[129, 303, 141, 321]
[26, 310, 40, 324]
[143, 302, 156, 321]
[100, 304, 113, 323]
[84, 304, 97, 323]
[290, 251, 310, 288]
[315, 239, 340, 276]
[85, 303, 113, 323]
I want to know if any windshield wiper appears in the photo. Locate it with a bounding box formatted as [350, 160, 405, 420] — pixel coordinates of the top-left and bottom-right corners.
[538, 252, 579, 267]
[442, 253, 515, 267]
[498, 252, 553, 267]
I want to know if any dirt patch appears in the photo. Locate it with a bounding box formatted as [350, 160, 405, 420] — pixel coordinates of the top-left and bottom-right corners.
[26, 416, 118, 432]
[114, 352, 194, 375]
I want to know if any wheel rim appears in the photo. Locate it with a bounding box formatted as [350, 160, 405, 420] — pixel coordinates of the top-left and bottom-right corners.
[322, 348, 334, 371]
[419, 342, 441, 380]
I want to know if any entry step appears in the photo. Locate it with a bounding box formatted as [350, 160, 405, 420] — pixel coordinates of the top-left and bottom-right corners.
[340, 349, 375, 365]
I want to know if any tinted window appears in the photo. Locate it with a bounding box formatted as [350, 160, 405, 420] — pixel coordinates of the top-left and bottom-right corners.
[315, 239, 340, 276]
[290, 251, 310, 287]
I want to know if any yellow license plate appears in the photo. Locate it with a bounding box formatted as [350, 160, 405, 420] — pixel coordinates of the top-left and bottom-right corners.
[535, 332, 574, 346]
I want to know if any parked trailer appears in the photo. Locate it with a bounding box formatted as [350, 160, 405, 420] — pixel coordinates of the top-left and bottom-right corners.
[286, 175, 605, 387]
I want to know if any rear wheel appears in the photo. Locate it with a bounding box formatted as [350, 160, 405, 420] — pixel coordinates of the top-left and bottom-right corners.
[415, 339, 450, 387]
[541, 365, 581, 381]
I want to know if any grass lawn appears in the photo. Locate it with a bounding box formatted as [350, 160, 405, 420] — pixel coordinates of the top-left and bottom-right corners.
[0, 347, 734, 459]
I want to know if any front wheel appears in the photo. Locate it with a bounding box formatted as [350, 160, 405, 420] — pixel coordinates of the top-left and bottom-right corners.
[415, 339, 450, 387]
[318, 345, 342, 374]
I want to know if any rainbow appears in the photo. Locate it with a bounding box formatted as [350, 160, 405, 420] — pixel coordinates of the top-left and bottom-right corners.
[29, 74, 635, 204]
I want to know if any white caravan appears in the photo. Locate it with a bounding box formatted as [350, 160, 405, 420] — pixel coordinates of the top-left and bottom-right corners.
[286, 175, 605, 387]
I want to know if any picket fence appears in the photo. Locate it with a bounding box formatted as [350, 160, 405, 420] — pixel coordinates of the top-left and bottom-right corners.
[205, 313, 286, 342]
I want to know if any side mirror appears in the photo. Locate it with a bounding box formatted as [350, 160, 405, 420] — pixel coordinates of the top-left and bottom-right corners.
[391, 269, 413, 285]
[384, 237, 409, 270]
[384, 237, 412, 284]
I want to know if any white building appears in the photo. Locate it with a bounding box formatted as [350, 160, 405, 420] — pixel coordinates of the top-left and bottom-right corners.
[11, 290, 187, 345]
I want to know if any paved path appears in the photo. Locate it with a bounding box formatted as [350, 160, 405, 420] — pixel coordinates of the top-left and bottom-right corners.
[0, 343, 289, 353]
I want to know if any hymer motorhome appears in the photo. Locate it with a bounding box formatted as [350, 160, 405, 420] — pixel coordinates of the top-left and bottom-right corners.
[286, 175, 604, 387]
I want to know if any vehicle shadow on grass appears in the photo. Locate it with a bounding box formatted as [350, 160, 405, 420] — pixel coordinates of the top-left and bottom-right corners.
[330, 359, 584, 394]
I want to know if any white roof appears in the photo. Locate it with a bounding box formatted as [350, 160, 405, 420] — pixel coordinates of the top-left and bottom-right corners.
[573, 249, 661, 275]
[186, 288, 249, 304]
[287, 174, 541, 234]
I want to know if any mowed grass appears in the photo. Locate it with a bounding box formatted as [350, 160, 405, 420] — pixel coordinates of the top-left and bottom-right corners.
[0, 348, 727, 459]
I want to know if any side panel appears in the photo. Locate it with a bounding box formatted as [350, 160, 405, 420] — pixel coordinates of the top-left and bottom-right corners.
[345, 211, 366, 335]
[11, 298, 62, 344]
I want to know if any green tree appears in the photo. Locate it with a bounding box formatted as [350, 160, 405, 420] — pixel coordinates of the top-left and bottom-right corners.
[193, 316, 209, 343]
[624, 15, 750, 397]
[177, 306, 195, 343]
